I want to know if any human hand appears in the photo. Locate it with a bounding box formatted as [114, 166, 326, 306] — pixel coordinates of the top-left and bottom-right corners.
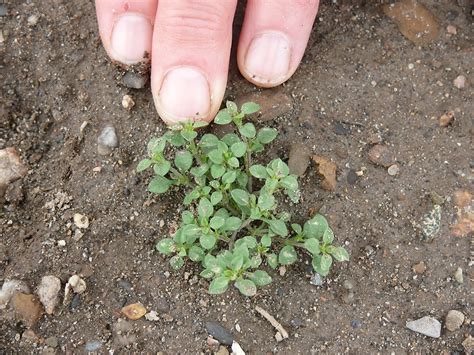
[95, 0, 319, 124]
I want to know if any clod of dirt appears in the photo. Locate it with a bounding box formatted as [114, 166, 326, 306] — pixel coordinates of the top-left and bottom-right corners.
[453, 75, 466, 89]
[235, 91, 293, 122]
[452, 190, 473, 237]
[454, 190, 472, 208]
[446, 24, 457, 35]
[122, 94, 135, 110]
[454, 267, 463, 284]
[0, 280, 30, 309]
[144, 310, 159, 321]
[5, 180, 24, 205]
[412, 261, 427, 274]
[27, 14, 39, 27]
[406, 316, 441, 338]
[37, 275, 61, 315]
[346, 169, 359, 185]
[73, 213, 89, 229]
[387, 164, 400, 176]
[383, 0, 439, 46]
[122, 72, 147, 89]
[216, 346, 229, 355]
[21, 329, 41, 344]
[67, 275, 87, 294]
[288, 143, 310, 176]
[445, 310, 464, 331]
[11, 292, 44, 327]
[0, 147, 28, 198]
[97, 125, 119, 155]
[439, 111, 454, 127]
[205, 321, 234, 346]
[463, 336, 474, 354]
[44, 336, 59, 348]
[121, 303, 147, 320]
[312, 155, 337, 191]
[418, 204, 441, 240]
[368, 145, 395, 167]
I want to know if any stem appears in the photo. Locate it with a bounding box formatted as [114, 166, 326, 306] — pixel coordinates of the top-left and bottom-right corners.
[229, 218, 253, 248]
[273, 236, 304, 248]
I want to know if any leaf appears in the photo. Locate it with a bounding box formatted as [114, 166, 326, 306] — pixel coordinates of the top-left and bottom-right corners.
[312, 254, 332, 276]
[258, 193, 275, 211]
[148, 137, 166, 154]
[250, 270, 272, 286]
[280, 176, 298, 191]
[167, 132, 185, 147]
[257, 128, 278, 144]
[184, 189, 200, 205]
[153, 160, 171, 176]
[304, 238, 320, 255]
[209, 276, 229, 294]
[193, 121, 208, 128]
[210, 191, 223, 205]
[241, 102, 260, 115]
[268, 219, 288, 237]
[204, 254, 224, 274]
[242, 236, 257, 249]
[200, 269, 214, 279]
[198, 198, 214, 219]
[182, 223, 201, 238]
[271, 159, 290, 177]
[211, 164, 225, 178]
[148, 176, 173, 194]
[210, 216, 225, 230]
[214, 109, 233, 125]
[190, 164, 209, 177]
[221, 133, 240, 147]
[221, 170, 237, 184]
[208, 149, 224, 164]
[231, 142, 247, 158]
[137, 159, 152, 172]
[182, 211, 194, 224]
[321, 254, 333, 272]
[226, 101, 238, 114]
[200, 234, 216, 250]
[156, 238, 175, 255]
[322, 228, 334, 244]
[188, 246, 205, 261]
[239, 123, 256, 138]
[236, 172, 248, 188]
[230, 255, 244, 271]
[331, 246, 349, 262]
[303, 214, 328, 239]
[291, 223, 302, 234]
[266, 253, 278, 269]
[169, 255, 184, 270]
[180, 129, 198, 142]
[174, 151, 193, 171]
[261, 234, 272, 247]
[278, 245, 297, 265]
[199, 133, 219, 149]
[250, 164, 268, 179]
[235, 279, 257, 297]
[223, 216, 242, 231]
[231, 189, 250, 206]
[228, 157, 240, 169]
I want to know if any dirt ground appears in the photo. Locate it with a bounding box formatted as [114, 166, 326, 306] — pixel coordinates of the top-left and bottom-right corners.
[1, 0, 473, 353]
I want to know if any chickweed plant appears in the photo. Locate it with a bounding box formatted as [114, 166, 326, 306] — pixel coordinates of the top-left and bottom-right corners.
[137, 101, 349, 296]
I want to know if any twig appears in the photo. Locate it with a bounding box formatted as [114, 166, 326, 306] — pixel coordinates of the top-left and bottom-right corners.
[255, 306, 289, 340]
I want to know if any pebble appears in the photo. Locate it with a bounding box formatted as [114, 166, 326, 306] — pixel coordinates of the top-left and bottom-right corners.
[122, 72, 147, 89]
[122, 303, 146, 320]
[216, 345, 229, 355]
[37, 275, 61, 314]
[205, 321, 234, 345]
[347, 169, 359, 185]
[12, 292, 44, 327]
[275, 332, 284, 342]
[27, 14, 39, 26]
[439, 111, 454, 127]
[22, 329, 40, 344]
[67, 275, 87, 294]
[406, 316, 441, 338]
[97, 125, 119, 155]
[235, 91, 293, 122]
[446, 24, 457, 35]
[419, 204, 441, 240]
[44, 336, 58, 348]
[342, 291, 355, 304]
[412, 261, 427, 274]
[368, 145, 395, 168]
[445, 310, 464, 331]
[290, 318, 303, 328]
[387, 164, 400, 176]
[310, 273, 323, 286]
[288, 143, 310, 176]
[0, 280, 30, 309]
[84, 340, 103, 352]
[73, 213, 89, 229]
[145, 310, 159, 321]
[0, 147, 28, 198]
[70, 294, 81, 310]
[462, 336, 474, 354]
[351, 320, 362, 329]
[122, 94, 135, 110]
[453, 75, 466, 89]
[0, 5, 7, 16]
[332, 121, 350, 135]
[57, 240, 66, 247]
[342, 280, 354, 290]
[454, 267, 463, 284]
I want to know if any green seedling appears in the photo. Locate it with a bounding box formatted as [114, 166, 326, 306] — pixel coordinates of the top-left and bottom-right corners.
[138, 101, 349, 296]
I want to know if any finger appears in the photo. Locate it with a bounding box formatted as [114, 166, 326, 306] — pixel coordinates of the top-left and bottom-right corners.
[237, 0, 319, 88]
[151, 0, 237, 124]
[95, 0, 158, 65]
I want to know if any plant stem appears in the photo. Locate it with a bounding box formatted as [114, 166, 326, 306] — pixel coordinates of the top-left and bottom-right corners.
[229, 218, 253, 248]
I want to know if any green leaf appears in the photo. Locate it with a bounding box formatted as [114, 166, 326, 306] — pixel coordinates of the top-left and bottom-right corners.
[174, 151, 193, 171]
[271, 159, 290, 177]
[235, 279, 257, 297]
[331, 246, 349, 262]
[182, 211, 194, 224]
[204, 254, 224, 274]
[231, 189, 250, 206]
[210, 216, 225, 230]
[182, 223, 201, 237]
[230, 255, 244, 271]
[291, 223, 302, 235]
[137, 159, 152, 172]
[258, 193, 275, 211]
[231, 142, 247, 158]
[223, 217, 242, 231]
[303, 214, 328, 239]
[156, 238, 175, 255]
[221, 133, 240, 147]
[236, 172, 248, 188]
[180, 129, 198, 142]
[208, 149, 224, 164]
[184, 189, 200, 205]
[198, 198, 214, 219]
[268, 219, 288, 237]
[210, 191, 223, 205]
[226, 101, 238, 114]
[280, 176, 298, 191]
[304, 238, 320, 255]
[250, 270, 272, 286]
[321, 254, 333, 271]
[211, 164, 225, 178]
[200, 269, 214, 279]
[148, 176, 173, 194]
[257, 128, 277, 144]
[200, 234, 216, 250]
[312, 254, 332, 276]
[167, 132, 185, 147]
[323, 228, 334, 245]
[188, 246, 205, 262]
[261, 234, 272, 247]
[193, 121, 208, 128]
[266, 253, 278, 269]
[241, 102, 260, 115]
[250, 164, 268, 179]
[169, 255, 184, 270]
[242, 236, 257, 249]
[148, 138, 166, 154]
[190, 164, 209, 177]
[214, 109, 233, 125]
[209, 276, 229, 294]
[239, 123, 256, 138]
[227, 157, 240, 168]
[278, 245, 297, 265]
[153, 160, 171, 176]
[221, 170, 237, 184]
[199, 134, 219, 149]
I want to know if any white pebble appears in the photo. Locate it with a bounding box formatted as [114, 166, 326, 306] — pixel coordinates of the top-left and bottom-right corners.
[453, 75, 466, 89]
[57, 240, 66, 247]
[122, 95, 135, 110]
[27, 14, 39, 26]
[387, 164, 400, 176]
[73, 213, 89, 229]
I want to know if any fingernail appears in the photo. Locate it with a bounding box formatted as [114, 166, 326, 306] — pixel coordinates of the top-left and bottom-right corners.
[244, 32, 291, 84]
[158, 67, 211, 122]
[111, 13, 152, 64]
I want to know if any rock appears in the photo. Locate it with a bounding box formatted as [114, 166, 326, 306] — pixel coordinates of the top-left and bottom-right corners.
[0, 147, 28, 198]
[439, 111, 454, 127]
[84, 340, 103, 352]
[347, 169, 359, 185]
[406, 316, 441, 338]
[205, 321, 234, 345]
[231, 341, 245, 355]
[288, 143, 310, 176]
[235, 91, 292, 122]
[122, 94, 135, 110]
[122, 303, 146, 320]
[27, 14, 39, 26]
[97, 125, 119, 155]
[44, 336, 58, 348]
[351, 320, 362, 329]
[419, 204, 441, 240]
[73, 213, 89, 229]
[0, 5, 7, 16]
[5, 180, 24, 205]
[57, 240, 66, 247]
[332, 121, 350, 135]
[342, 280, 354, 290]
[11, 292, 44, 327]
[445, 310, 464, 331]
[21, 329, 40, 344]
[216, 345, 229, 355]
[122, 72, 147, 89]
[383, 0, 439, 45]
[0, 280, 30, 309]
[310, 273, 323, 286]
[462, 336, 474, 354]
[387, 164, 400, 176]
[145, 310, 159, 321]
[368, 145, 395, 167]
[313, 155, 337, 191]
[412, 261, 427, 274]
[454, 267, 463, 284]
[67, 275, 87, 294]
[453, 75, 466, 89]
[275, 331, 284, 342]
[446, 24, 457, 35]
[37, 275, 61, 314]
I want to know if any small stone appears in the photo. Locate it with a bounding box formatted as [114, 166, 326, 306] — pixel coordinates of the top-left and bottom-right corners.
[122, 95, 135, 110]
[21, 329, 40, 343]
[387, 164, 400, 176]
[342, 291, 354, 304]
[332, 121, 350, 135]
[368, 145, 395, 167]
[351, 320, 362, 329]
[216, 345, 229, 355]
[419, 204, 441, 240]
[235, 91, 293, 122]
[44, 336, 58, 348]
[73, 213, 89, 229]
[406, 316, 441, 338]
[235, 323, 241, 332]
[37, 275, 61, 314]
[310, 273, 323, 286]
[122, 72, 147, 89]
[290, 318, 303, 328]
[0, 148, 28, 198]
[67, 275, 87, 294]
[453, 75, 466, 89]
[462, 336, 474, 354]
[279, 266, 286, 276]
[275, 331, 284, 342]
[97, 125, 119, 155]
[57, 240, 66, 247]
[445, 310, 464, 331]
[342, 280, 353, 290]
[205, 321, 234, 346]
[288, 143, 310, 176]
[454, 267, 463, 284]
[439, 111, 454, 127]
[313, 155, 337, 191]
[347, 169, 359, 185]
[11, 292, 44, 327]
[122, 303, 146, 320]
[27, 14, 39, 26]
[84, 341, 103, 352]
[145, 310, 159, 321]
[446, 25, 457, 35]
[412, 261, 427, 274]
[231, 341, 245, 355]
[0, 280, 30, 309]
[0, 5, 7, 16]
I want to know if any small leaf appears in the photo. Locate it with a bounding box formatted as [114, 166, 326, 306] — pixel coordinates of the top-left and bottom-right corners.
[214, 109, 233, 125]
[198, 198, 214, 219]
[278, 245, 297, 265]
[236, 172, 248, 188]
[156, 238, 175, 255]
[200, 269, 214, 279]
[250, 164, 268, 179]
[193, 121, 208, 128]
[239, 123, 256, 138]
[312, 254, 332, 276]
[230, 255, 244, 271]
[167, 132, 185, 147]
[331, 246, 349, 262]
[180, 129, 198, 142]
[137, 159, 152, 172]
[226, 101, 238, 114]
[227, 157, 240, 168]
[304, 238, 320, 255]
[235, 279, 257, 297]
[231, 189, 250, 206]
[210, 216, 225, 230]
[222, 170, 237, 184]
[261, 234, 271, 247]
[250, 270, 272, 286]
[188, 246, 205, 262]
[303, 214, 328, 239]
[208, 149, 224, 164]
[291, 223, 302, 235]
[280, 175, 298, 191]
[231, 142, 247, 158]
[271, 159, 290, 177]
[322, 228, 334, 244]
[153, 160, 171, 176]
[242, 236, 257, 249]
[174, 151, 193, 171]
[209, 276, 229, 294]
[148, 176, 173, 194]
[169, 255, 184, 270]
[223, 217, 242, 231]
[211, 164, 225, 178]
[200, 233, 216, 250]
[268, 219, 288, 237]
[321, 254, 333, 271]
[182, 223, 201, 237]
[266, 253, 278, 269]
[182, 211, 195, 224]
[199, 133, 219, 149]
[258, 192, 275, 211]
[210, 191, 223, 205]
[190, 164, 209, 177]
[241, 102, 260, 115]
[148, 137, 166, 154]
[221, 133, 240, 147]
[257, 128, 277, 144]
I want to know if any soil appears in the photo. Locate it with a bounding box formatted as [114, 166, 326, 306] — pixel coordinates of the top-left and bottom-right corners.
[1, 0, 473, 353]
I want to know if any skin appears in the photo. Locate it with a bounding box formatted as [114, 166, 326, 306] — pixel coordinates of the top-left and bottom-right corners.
[95, 0, 320, 125]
